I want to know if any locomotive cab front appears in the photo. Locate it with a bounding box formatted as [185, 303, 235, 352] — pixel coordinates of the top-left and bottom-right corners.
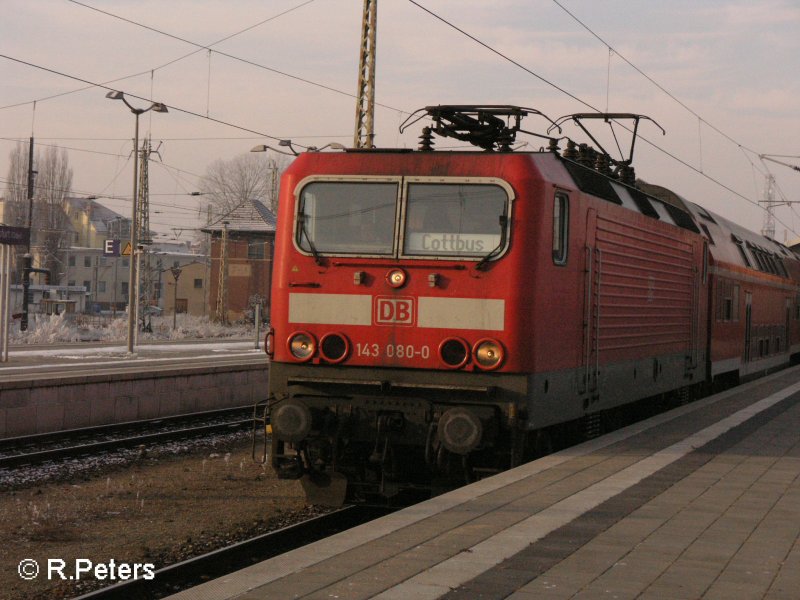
[266, 151, 537, 504]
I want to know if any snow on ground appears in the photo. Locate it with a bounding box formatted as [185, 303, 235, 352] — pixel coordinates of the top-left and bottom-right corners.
[9, 313, 257, 345]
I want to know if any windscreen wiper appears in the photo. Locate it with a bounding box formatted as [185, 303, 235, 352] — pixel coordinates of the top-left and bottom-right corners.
[299, 213, 323, 266]
[475, 215, 508, 271]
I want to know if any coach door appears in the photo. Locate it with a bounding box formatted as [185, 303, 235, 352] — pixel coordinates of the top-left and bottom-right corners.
[581, 208, 599, 394]
[744, 292, 753, 363]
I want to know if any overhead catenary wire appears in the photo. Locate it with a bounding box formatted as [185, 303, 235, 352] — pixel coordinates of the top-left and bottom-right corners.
[0, 0, 321, 113]
[3, 2, 794, 239]
[58, 0, 408, 117]
[549, 0, 761, 157]
[0, 53, 300, 148]
[406, 0, 799, 239]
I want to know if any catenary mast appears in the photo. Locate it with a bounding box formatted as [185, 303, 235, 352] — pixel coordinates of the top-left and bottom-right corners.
[353, 0, 377, 148]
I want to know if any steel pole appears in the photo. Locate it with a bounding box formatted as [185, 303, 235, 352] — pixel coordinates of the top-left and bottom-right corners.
[127, 112, 140, 354]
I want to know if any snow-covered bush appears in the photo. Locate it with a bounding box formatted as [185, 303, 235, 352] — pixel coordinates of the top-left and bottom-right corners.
[9, 313, 254, 344]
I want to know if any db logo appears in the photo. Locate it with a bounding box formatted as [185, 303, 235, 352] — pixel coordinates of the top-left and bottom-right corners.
[374, 296, 415, 326]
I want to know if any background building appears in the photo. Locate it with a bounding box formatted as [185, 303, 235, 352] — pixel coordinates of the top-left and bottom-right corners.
[203, 198, 276, 323]
[1, 196, 208, 317]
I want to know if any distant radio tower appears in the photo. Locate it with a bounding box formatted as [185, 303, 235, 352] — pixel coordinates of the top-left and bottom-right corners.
[353, 0, 377, 148]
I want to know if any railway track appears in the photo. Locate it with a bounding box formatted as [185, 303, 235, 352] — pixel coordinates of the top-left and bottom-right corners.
[0, 407, 255, 469]
[74, 505, 390, 600]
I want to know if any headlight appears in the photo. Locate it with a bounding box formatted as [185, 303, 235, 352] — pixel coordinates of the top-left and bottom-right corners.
[473, 338, 504, 370]
[386, 268, 407, 288]
[439, 337, 470, 368]
[320, 332, 349, 363]
[264, 328, 274, 357]
[288, 331, 316, 361]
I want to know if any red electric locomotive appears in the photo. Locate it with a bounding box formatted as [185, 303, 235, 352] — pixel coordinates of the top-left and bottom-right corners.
[260, 106, 800, 505]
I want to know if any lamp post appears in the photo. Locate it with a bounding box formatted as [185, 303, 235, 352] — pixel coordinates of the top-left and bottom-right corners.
[170, 266, 182, 330]
[105, 91, 167, 354]
[249, 145, 281, 214]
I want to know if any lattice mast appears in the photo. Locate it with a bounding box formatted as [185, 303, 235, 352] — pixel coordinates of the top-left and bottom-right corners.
[215, 222, 229, 323]
[758, 155, 800, 241]
[137, 137, 152, 246]
[353, 0, 377, 148]
[136, 137, 154, 329]
[761, 173, 777, 240]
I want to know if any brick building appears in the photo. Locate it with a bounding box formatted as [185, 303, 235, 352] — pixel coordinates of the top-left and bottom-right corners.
[203, 199, 276, 323]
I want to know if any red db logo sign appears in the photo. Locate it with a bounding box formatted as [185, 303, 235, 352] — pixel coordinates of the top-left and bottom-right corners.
[374, 297, 415, 326]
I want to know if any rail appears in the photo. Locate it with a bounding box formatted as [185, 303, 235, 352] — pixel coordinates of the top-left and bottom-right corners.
[0, 407, 252, 469]
[74, 505, 390, 599]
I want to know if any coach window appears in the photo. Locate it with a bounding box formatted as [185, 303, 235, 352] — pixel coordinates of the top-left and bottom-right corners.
[552, 192, 569, 265]
[297, 181, 398, 256]
[732, 235, 751, 268]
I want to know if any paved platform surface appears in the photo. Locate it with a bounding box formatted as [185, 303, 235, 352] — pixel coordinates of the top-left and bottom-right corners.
[171, 366, 800, 600]
[0, 340, 264, 382]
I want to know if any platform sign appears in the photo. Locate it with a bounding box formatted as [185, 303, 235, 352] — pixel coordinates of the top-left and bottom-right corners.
[0, 225, 30, 246]
[103, 239, 121, 256]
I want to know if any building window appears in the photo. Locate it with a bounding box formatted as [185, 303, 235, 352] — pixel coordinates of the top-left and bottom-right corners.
[122, 258, 129, 268]
[84, 256, 92, 268]
[121, 282, 128, 296]
[68, 280, 75, 287]
[83, 280, 91, 292]
[248, 241, 265, 259]
[68, 255, 75, 267]
[194, 278, 203, 289]
[98, 281, 106, 293]
[173, 260, 180, 269]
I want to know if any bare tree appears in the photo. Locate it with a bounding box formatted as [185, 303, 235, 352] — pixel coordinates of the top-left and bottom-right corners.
[3, 141, 30, 226]
[35, 146, 73, 280]
[199, 153, 288, 221]
[3, 142, 73, 281]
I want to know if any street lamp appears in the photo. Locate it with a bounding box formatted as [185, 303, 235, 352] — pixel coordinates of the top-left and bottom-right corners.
[105, 90, 168, 354]
[170, 266, 182, 331]
[249, 145, 281, 214]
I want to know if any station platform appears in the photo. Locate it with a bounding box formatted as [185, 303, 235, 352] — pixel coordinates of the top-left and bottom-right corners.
[171, 365, 800, 600]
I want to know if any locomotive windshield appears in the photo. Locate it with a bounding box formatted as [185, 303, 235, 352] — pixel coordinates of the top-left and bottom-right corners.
[296, 179, 511, 260]
[298, 181, 397, 255]
[403, 183, 507, 258]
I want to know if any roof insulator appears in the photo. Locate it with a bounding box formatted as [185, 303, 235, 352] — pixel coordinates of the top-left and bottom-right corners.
[418, 126, 434, 151]
[563, 139, 578, 160]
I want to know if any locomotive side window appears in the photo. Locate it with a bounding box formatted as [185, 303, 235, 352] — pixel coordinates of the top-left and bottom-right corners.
[297, 182, 398, 256]
[552, 192, 569, 265]
[402, 183, 509, 258]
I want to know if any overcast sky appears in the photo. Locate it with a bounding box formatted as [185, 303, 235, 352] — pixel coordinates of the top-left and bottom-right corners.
[1, 0, 799, 242]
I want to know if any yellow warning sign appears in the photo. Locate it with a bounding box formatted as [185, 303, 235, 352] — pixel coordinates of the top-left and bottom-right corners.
[121, 242, 132, 256]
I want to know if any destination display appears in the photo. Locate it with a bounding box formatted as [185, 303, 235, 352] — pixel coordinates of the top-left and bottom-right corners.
[404, 232, 500, 255]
